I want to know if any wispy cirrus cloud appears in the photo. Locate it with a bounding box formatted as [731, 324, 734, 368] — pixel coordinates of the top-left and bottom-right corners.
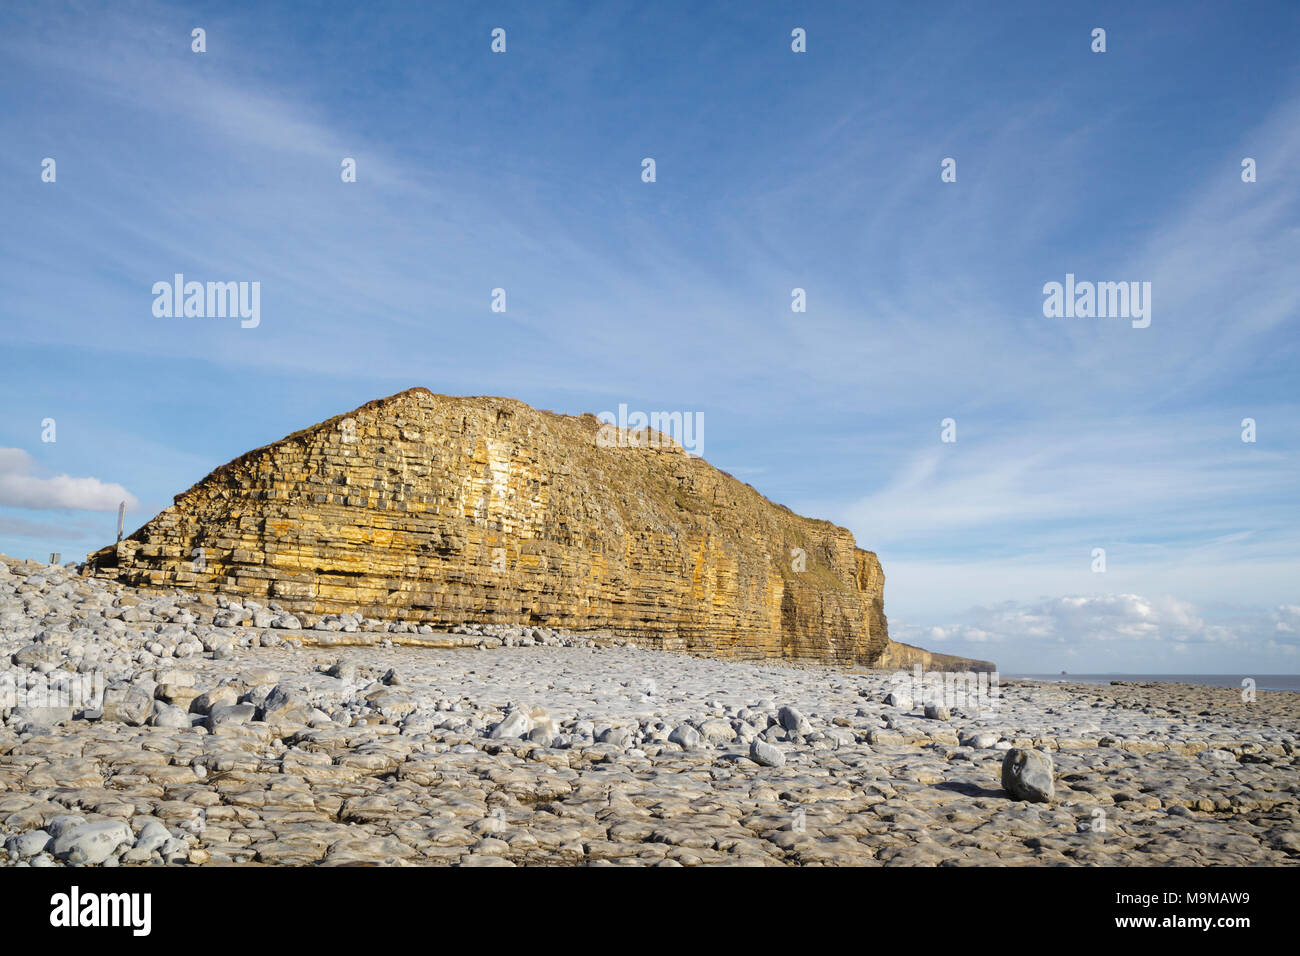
[831, 413, 1296, 553]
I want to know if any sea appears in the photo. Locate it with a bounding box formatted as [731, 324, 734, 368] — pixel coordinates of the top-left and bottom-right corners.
[1008, 674, 1300, 693]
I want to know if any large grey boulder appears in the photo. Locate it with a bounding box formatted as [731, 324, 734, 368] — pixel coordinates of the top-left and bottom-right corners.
[750, 738, 786, 768]
[11, 644, 61, 669]
[207, 703, 257, 730]
[491, 708, 533, 739]
[51, 821, 133, 865]
[884, 691, 913, 710]
[778, 705, 813, 736]
[597, 725, 633, 748]
[191, 685, 239, 715]
[698, 719, 736, 745]
[100, 683, 153, 726]
[924, 703, 951, 721]
[1002, 748, 1055, 802]
[260, 685, 313, 725]
[669, 724, 702, 750]
[133, 820, 172, 854]
[150, 703, 193, 729]
[12, 706, 73, 727]
[5, 829, 52, 859]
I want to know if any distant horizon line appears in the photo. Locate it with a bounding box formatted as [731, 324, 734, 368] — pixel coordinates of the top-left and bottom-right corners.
[1006, 672, 1299, 677]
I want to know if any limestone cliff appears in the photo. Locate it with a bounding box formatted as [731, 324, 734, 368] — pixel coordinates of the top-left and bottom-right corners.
[87, 388, 984, 669]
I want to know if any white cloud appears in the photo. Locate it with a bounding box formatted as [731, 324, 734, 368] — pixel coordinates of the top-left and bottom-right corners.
[900, 593, 1251, 648]
[0, 449, 138, 512]
[1273, 605, 1300, 635]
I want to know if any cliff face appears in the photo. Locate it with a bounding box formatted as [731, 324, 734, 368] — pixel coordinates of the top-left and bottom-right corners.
[88, 388, 981, 668]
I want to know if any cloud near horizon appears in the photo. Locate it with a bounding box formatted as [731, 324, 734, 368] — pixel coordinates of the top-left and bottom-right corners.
[0, 449, 138, 512]
[893, 594, 1300, 672]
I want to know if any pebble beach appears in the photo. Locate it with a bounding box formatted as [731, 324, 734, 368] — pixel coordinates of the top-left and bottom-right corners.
[1, 556, 1296, 867]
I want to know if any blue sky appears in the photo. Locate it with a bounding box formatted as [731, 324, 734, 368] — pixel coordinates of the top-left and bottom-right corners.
[1, 0, 1297, 672]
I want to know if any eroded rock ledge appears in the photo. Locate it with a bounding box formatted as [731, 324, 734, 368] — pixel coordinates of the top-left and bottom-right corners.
[88, 388, 988, 670]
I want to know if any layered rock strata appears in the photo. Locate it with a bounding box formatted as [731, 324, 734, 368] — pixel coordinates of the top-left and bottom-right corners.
[88, 388, 985, 669]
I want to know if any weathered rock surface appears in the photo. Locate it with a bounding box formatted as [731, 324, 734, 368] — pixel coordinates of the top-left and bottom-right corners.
[86, 388, 985, 669]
